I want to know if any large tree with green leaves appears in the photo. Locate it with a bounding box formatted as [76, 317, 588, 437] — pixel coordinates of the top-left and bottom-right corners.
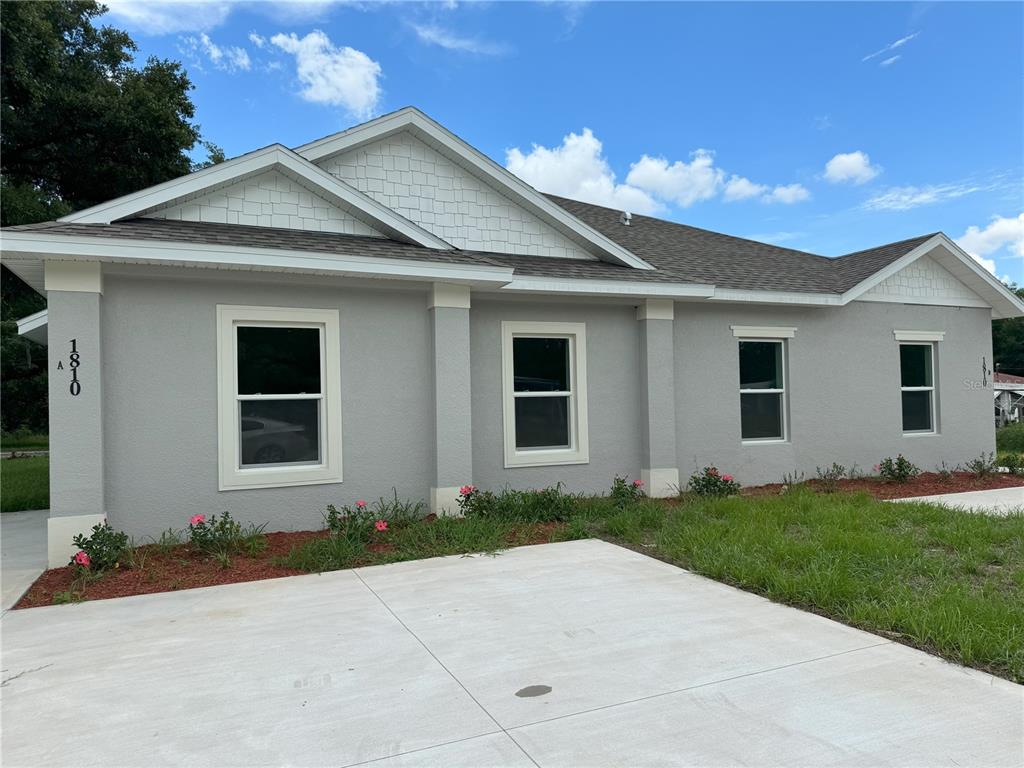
[993, 283, 1024, 377]
[1, 0, 217, 434]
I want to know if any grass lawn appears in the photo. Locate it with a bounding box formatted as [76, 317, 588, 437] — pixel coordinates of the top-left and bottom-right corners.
[1, 432, 49, 451]
[1, 457, 49, 512]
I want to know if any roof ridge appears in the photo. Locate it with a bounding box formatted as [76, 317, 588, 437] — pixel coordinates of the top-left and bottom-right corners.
[836, 232, 941, 260]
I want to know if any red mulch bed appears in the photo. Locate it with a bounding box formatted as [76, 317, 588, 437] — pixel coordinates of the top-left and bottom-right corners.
[15, 520, 565, 609]
[744, 471, 1024, 500]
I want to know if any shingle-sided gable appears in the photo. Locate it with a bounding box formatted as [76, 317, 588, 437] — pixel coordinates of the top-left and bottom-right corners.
[856, 254, 986, 307]
[146, 169, 386, 237]
[316, 130, 598, 260]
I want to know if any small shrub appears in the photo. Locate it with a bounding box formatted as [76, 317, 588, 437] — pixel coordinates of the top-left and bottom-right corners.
[996, 423, 1024, 453]
[458, 484, 578, 522]
[935, 461, 958, 481]
[70, 522, 130, 572]
[53, 590, 86, 605]
[964, 452, 997, 479]
[279, 535, 366, 573]
[153, 528, 184, 554]
[609, 475, 646, 507]
[188, 512, 267, 558]
[781, 470, 806, 487]
[814, 463, 846, 493]
[997, 452, 1023, 475]
[324, 501, 374, 543]
[688, 466, 740, 497]
[875, 455, 920, 483]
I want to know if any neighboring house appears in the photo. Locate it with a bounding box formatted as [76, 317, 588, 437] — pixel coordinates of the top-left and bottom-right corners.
[3, 107, 1022, 567]
[994, 372, 1024, 426]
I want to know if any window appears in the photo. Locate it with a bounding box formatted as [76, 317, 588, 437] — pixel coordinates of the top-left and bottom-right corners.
[899, 343, 936, 434]
[738, 340, 787, 441]
[501, 321, 588, 467]
[217, 306, 342, 490]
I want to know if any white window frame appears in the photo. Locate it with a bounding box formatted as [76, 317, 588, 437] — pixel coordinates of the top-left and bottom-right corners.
[501, 321, 589, 468]
[738, 337, 788, 444]
[217, 305, 342, 490]
[899, 341, 938, 436]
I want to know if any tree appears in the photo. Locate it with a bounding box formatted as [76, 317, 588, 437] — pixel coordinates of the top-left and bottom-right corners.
[993, 283, 1024, 377]
[1, 0, 217, 434]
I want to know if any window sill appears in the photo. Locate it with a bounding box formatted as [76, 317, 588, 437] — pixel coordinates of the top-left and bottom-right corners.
[742, 438, 788, 446]
[219, 468, 343, 492]
[504, 452, 589, 469]
[902, 431, 939, 438]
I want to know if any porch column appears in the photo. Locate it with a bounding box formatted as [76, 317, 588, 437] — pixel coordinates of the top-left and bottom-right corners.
[638, 299, 679, 497]
[44, 261, 106, 567]
[428, 283, 473, 515]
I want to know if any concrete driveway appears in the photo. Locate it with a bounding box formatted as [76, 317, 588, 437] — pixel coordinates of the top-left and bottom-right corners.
[2, 539, 1021, 767]
[1, 508, 48, 611]
[891, 486, 1024, 515]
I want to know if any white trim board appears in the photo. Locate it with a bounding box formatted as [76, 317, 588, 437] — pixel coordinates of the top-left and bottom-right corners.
[294, 107, 654, 271]
[731, 325, 798, 339]
[58, 145, 452, 251]
[893, 330, 945, 342]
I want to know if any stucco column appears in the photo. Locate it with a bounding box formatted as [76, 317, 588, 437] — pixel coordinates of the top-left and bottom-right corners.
[44, 261, 106, 566]
[638, 299, 679, 497]
[429, 283, 473, 515]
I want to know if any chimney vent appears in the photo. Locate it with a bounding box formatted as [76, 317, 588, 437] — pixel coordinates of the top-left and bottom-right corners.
[620, 211, 632, 226]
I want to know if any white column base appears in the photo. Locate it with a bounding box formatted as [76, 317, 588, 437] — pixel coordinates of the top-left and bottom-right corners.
[48, 513, 107, 568]
[641, 468, 680, 499]
[430, 486, 464, 517]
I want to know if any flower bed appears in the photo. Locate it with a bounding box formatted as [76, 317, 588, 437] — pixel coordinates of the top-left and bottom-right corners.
[744, 470, 1024, 500]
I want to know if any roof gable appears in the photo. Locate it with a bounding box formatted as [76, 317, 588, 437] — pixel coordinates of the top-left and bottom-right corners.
[58, 144, 452, 250]
[294, 107, 653, 270]
[855, 253, 986, 307]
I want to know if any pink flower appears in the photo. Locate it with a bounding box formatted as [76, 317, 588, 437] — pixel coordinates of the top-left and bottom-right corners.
[375, 520, 388, 532]
[708, 467, 719, 476]
[459, 484, 476, 496]
[723, 474, 734, 482]
[74, 551, 91, 567]
[633, 479, 644, 488]
[190, 514, 205, 526]
[873, 464, 881, 473]
[355, 500, 367, 509]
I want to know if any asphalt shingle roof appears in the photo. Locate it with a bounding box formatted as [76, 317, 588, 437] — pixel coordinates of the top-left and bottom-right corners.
[5, 200, 939, 295]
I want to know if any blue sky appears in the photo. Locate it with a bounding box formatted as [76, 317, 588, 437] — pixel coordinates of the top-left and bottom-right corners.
[104, 1, 1022, 282]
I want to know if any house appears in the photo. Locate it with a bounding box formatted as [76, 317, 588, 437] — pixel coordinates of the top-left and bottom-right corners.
[994, 372, 1024, 426]
[3, 107, 1022, 567]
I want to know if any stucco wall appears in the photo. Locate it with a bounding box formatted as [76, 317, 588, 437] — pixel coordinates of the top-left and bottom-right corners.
[101, 275, 434, 536]
[318, 131, 596, 260]
[674, 301, 994, 485]
[95, 274, 995, 536]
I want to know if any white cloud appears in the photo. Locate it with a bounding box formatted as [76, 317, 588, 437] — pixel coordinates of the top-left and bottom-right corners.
[249, 32, 267, 48]
[749, 231, 805, 245]
[955, 213, 1024, 275]
[505, 129, 660, 214]
[879, 55, 901, 68]
[270, 30, 381, 120]
[862, 182, 984, 211]
[181, 33, 251, 72]
[763, 183, 811, 204]
[824, 151, 881, 185]
[625, 150, 724, 208]
[104, 0, 233, 34]
[723, 175, 768, 202]
[411, 24, 510, 55]
[863, 32, 919, 61]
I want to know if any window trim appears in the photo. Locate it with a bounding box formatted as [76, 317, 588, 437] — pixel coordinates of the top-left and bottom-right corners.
[899, 341, 938, 436]
[217, 305, 343, 491]
[501, 321, 589, 468]
[738, 337, 789, 445]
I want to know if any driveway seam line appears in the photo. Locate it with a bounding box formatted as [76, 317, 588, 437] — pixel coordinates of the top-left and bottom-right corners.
[353, 570, 542, 768]
[506, 640, 894, 732]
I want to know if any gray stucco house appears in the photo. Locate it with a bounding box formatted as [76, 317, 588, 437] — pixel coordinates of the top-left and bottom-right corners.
[4, 107, 1022, 566]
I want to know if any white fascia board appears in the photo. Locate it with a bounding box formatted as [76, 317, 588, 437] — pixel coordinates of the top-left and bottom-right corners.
[295, 107, 655, 271]
[840, 233, 1024, 319]
[709, 288, 843, 306]
[16, 308, 48, 346]
[58, 144, 453, 251]
[498, 276, 715, 299]
[0, 231, 513, 286]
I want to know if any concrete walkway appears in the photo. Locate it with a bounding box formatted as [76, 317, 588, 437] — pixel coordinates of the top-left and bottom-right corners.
[2, 539, 1022, 767]
[891, 485, 1024, 515]
[1, 509, 48, 611]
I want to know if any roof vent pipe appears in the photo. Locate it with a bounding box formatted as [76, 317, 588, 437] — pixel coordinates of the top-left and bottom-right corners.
[620, 211, 632, 226]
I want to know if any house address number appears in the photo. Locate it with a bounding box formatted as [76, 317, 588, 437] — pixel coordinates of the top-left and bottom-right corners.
[55, 339, 84, 396]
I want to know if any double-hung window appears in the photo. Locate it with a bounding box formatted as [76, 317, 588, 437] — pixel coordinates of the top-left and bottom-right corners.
[501, 321, 589, 468]
[899, 343, 936, 434]
[217, 306, 342, 490]
[738, 338, 788, 442]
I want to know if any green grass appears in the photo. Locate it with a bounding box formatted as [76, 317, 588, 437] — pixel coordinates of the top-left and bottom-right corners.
[996, 422, 1024, 453]
[1, 432, 49, 451]
[1, 456, 49, 512]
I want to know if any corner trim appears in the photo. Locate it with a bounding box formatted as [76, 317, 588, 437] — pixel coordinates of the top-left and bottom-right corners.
[637, 299, 674, 321]
[44, 261, 102, 293]
[429, 283, 471, 310]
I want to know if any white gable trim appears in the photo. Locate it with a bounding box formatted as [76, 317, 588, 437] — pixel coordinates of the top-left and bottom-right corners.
[58, 145, 453, 251]
[843, 234, 1024, 319]
[16, 309, 48, 346]
[294, 107, 654, 271]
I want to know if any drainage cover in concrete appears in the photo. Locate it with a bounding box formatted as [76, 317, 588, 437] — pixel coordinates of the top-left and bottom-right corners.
[515, 685, 552, 698]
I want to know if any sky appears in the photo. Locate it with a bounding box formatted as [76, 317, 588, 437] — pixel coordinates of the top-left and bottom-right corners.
[102, 0, 1023, 283]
